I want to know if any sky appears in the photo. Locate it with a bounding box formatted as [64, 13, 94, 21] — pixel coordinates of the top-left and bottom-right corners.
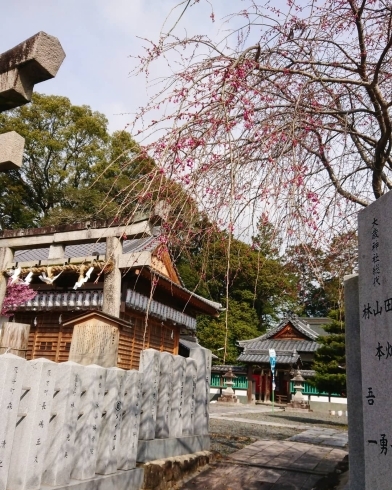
[2, 0, 235, 134]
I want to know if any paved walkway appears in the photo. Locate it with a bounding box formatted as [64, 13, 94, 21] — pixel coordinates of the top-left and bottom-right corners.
[181, 439, 348, 489]
[210, 407, 348, 448]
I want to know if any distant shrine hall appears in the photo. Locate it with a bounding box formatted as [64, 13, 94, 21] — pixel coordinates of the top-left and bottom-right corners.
[0, 215, 222, 368]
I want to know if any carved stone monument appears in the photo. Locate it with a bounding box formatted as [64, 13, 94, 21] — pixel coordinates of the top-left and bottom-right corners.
[345, 189, 392, 489]
[0, 321, 30, 357]
[64, 311, 126, 368]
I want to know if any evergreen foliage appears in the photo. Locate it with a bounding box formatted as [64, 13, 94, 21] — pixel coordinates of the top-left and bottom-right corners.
[312, 310, 346, 395]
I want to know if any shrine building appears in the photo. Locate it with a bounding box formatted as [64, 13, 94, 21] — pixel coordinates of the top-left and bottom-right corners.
[0, 215, 222, 368]
[236, 315, 331, 404]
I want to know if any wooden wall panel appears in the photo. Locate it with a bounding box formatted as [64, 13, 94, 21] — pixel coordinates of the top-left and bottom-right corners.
[14, 307, 180, 368]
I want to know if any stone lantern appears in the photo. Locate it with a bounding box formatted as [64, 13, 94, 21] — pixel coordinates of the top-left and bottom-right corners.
[286, 369, 310, 411]
[218, 367, 239, 403]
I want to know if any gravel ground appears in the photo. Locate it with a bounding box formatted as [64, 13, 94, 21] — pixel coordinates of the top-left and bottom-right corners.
[237, 410, 348, 430]
[209, 408, 347, 456]
[209, 417, 301, 455]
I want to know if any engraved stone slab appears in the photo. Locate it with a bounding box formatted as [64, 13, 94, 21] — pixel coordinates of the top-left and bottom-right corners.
[69, 318, 119, 368]
[7, 358, 57, 490]
[170, 355, 186, 438]
[0, 353, 26, 490]
[71, 364, 106, 481]
[182, 358, 197, 436]
[0, 132, 24, 171]
[42, 361, 83, 487]
[358, 190, 392, 489]
[96, 367, 126, 475]
[189, 347, 212, 436]
[0, 321, 30, 357]
[155, 352, 174, 439]
[117, 370, 143, 470]
[138, 349, 160, 440]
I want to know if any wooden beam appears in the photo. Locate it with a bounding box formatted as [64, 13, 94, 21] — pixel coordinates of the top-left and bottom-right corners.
[0, 221, 153, 250]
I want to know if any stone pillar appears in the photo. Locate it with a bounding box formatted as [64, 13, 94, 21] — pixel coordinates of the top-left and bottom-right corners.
[42, 361, 83, 487]
[345, 273, 365, 490]
[182, 358, 197, 436]
[118, 370, 143, 470]
[139, 349, 160, 440]
[0, 247, 14, 316]
[102, 237, 122, 318]
[7, 358, 57, 490]
[189, 347, 212, 436]
[0, 322, 30, 357]
[0, 353, 27, 490]
[155, 352, 174, 439]
[96, 367, 126, 475]
[71, 364, 107, 480]
[170, 355, 186, 438]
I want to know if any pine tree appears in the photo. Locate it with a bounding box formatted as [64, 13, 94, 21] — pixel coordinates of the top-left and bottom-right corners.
[312, 310, 346, 395]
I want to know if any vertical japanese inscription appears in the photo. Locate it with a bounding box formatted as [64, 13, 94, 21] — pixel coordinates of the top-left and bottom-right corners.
[358, 192, 392, 489]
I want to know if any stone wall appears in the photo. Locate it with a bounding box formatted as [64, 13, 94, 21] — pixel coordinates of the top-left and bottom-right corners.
[0, 346, 211, 490]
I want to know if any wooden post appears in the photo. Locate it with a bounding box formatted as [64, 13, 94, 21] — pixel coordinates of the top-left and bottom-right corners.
[0, 322, 30, 358]
[247, 365, 253, 404]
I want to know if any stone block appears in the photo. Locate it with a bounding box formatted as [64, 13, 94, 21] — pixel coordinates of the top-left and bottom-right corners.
[42, 361, 83, 487]
[182, 358, 197, 436]
[155, 352, 174, 439]
[189, 347, 212, 435]
[170, 355, 186, 438]
[137, 434, 210, 462]
[139, 349, 160, 440]
[71, 364, 106, 481]
[40, 468, 144, 490]
[117, 370, 143, 470]
[0, 131, 24, 171]
[0, 32, 66, 112]
[0, 353, 26, 490]
[7, 358, 57, 490]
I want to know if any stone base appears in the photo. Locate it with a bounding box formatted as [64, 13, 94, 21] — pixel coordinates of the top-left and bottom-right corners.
[137, 435, 210, 463]
[41, 468, 144, 490]
[286, 401, 310, 411]
[218, 394, 239, 403]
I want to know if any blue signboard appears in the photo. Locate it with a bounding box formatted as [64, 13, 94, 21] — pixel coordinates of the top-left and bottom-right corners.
[269, 348, 276, 370]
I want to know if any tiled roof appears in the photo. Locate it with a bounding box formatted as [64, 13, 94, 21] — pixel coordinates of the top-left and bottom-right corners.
[237, 316, 319, 348]
[300, 370, 316, 378]
[238, 351, 300, 364]
[211, 365, 246, 373]
[13, 236, 161, 263]
[239, 339, 319, 353]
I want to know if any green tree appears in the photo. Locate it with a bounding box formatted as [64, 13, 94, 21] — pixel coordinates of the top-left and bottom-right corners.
[285, 231, 357, 316]
[312, 311, 346, 395]
[197, 300, 260, 364]
[0, 93, 109, 228]
[0, 93, 160, 228]
[177, 229, 298, 361]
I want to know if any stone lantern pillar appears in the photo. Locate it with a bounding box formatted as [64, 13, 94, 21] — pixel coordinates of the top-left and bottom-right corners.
[287, 369, 310, 410]
[218, 368, 239, 403]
